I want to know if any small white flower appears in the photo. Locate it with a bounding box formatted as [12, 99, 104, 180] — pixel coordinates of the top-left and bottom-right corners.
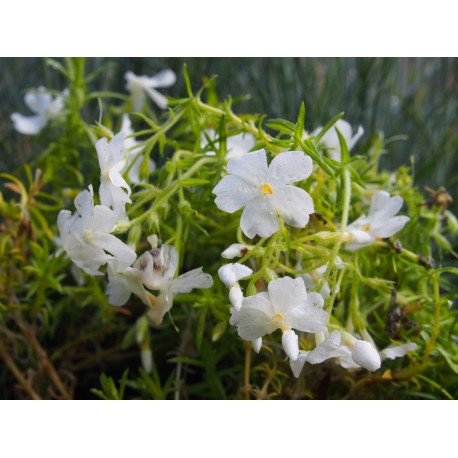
[125, 69, 176, 111]
[201, 129, 256, 160]
[230, 276, 328, 360]
[344, 191, 410, 251]
[11, 87, 66, 135]
[57, 186, 136, 276]
[139, 243, 213, 324]
[312, 119, 364, 161]
[221, 243, 249, 259]
[120, 114, 156, 184]
[218, 263, 253, 310]
[96, 132, 132, 217]
[212, 149, 314, 239]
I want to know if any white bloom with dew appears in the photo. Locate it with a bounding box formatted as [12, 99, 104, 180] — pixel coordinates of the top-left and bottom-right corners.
[218, 263, 253, 310]
[311, 119, 364, 161]
[221, 243, 249, 259]
[230, 276, 328, 360]
[201, 128, 256, 160]
[96, 132, 132, 218]
[57, 186, 136, 276]
[344, 190, 410, 251]
[213, 149, 314, 239]
[11, 87, 67, 135]
[120, 114, 156, 184]
[125, 70, 176, 111]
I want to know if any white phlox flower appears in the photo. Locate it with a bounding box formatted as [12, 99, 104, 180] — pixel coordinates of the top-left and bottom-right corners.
[218, 263, 253, 311]
[120, 114, 156, 184]
[201, 128, 256, 160]
[212, 149, 314, 239]
[57, 186, 137, 276]
[344, 190, 410, 251]
[96, 132, 132, 217]
[11, 87, 67, 135]
[221, 243, 250, 259]
[290, 330, 418, 377]
[230, 276, 328, 361]
[312, 119, 364, 161]
[125, 69, 176, 111]
[138, 242, 213, 325]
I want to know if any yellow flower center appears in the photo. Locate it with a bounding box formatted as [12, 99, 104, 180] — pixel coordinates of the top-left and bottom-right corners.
[272, 313, 283, 324]
[363, 224, 371, 232]
[260, 183, 273, 195]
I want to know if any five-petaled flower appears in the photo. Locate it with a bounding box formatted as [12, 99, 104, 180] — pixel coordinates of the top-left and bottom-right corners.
[230, 276, 328, 360]
[312, 119, 364, 161]
[212, 149, 314, 238]
[344, 190, 410, 251]
[11, 87, 67, 135]
[57, 186, 137, 276]
[125, 69, 176, 111]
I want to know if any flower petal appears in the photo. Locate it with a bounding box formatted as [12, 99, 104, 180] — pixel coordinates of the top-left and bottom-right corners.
[171, 268, 213, 294]
[226, 149, 268, 187]
[306, 330, 342, 364]
[240, 196, 279, 238]
[267, 277, 307, 314]
[371, 216, 410, 238]
[268, 151, 313, 185]
[148, 69, 177, 88]
[218, 263, 253, 286]
[289, 292, 328, 333]
[380, 342, 418, 360]
[24, 88, 52, 114]
[92, 233, 137, 268]
[213, 175, 257, 213]
[290, 351, 309, 378]
[271, 185, 314, 228]
[143, 86, 169, 110]
[11, 113, 46, 135]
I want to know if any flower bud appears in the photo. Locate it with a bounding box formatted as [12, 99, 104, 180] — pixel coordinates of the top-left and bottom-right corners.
[218, 263, 253, 287]
[229, 286, 243, 310]
[221, 243, 249, 259]
[282, 330, 299, 361]
[252, 337, 262, 354]
[351, 340, 381, 371]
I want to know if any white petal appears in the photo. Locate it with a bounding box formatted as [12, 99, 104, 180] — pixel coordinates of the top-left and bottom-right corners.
[226, 133, 256, 160]
[380, 342, 418, 360]
[348, 125, 364, 150]
[89, 205, 117, 233]
[282, 330, 299, 360]
[226, 149, 268, 187]
[289, 293, 328, 333]
[11, 113, 46, 135]
[268, 151, 313, 185]
[290, 351, 309, 378]
[271, 185, 314, 228]
[106, 268, 133, 306]
[213, 175, 257, 213]
[108, 168, 131, 194]
[74, 188, 94, 222]
[171, 268, 213, 294]
[143, 86, 169, 110]
[306, 331, 342, 364]
[218, 263, 253, 287]
[268, 277, 307, 314]
[147, 292, 171, 325]
[148, 69, 177, 88]
[92, 233, 137, 268]
[141, 349, 153, 374]
[351, 340, 381, 371]
[221, 243, 249, 259]
[371, 216, 410, 238]
[229, 294, 276, 340]
[369, 191, 391, 215]
[229, 286, 243, 310]
[24, 89, 52, 114]
[240, 196, 279, 239]
[252, 337, 262, 353]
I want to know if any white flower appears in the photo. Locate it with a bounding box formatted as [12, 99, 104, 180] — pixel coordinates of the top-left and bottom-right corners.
[298, 258, 343, 300]
[57, 186, 136, 276]
[344, 190, 410, 251]
[221, 243, 249, 259]
[96, 132, 132, 217]
[290, 332, 418, 376]
[218, 263, 253, 310]
[212, 149, 314, 239]
[312, 119, 364, 161]
[120, 114, 156, 184]
[11, 87, 66, 135]
[125, 69, 176, 111]
[230, 276, 328, 360]
[201, 129, 256, 160]
[139, 243, 213, 324]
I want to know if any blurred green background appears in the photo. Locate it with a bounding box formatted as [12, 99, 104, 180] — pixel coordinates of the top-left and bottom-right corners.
[1, 57, 457, 212]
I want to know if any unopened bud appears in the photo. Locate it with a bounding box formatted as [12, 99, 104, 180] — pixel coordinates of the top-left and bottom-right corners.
[282, 330, 299, 361]
[229, 286, 243, 310]
[252, 337, 262, 353]
[221, 243, 249, 259]
[351, 340, 381, 371]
